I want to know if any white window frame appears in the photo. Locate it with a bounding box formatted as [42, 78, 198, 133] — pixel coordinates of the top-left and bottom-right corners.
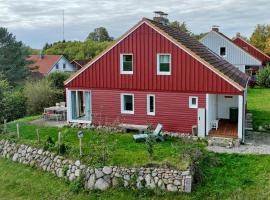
[120, 54, 133, 74]
[189, 96, 198, 109]
[157, 53, 171, 75]
[121, 93, 134, 114]
[220, 47, 226, 57]
[147, 94, 155, 116]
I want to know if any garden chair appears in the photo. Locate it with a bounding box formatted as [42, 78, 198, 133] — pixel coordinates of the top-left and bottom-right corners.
[133, 123, 164, 142]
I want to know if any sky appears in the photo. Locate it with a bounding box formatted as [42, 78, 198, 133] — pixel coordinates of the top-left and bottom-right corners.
[0, 0, 269, 49]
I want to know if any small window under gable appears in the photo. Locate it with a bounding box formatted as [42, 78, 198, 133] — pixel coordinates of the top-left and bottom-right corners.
[120, 54, 133, 74]
[157, 54, 171, 75]
[121, 93, 134, 114]
[189, 96, 198, 109]
[147, 94, 155, 116]
[63, 63, 66, 69]
[220, 47, 226, 57]
[56, 63, 59, 69]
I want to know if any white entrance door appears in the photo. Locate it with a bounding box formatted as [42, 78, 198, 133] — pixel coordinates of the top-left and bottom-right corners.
[198, 108, 205, 138]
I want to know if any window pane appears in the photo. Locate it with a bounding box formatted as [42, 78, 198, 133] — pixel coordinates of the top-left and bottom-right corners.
[192, 98, 196, 105]
[149, 96, 154, 112]
[123, 61, 132, 71]
[160, 55, 170, 63]
[220, 47, 226, 56]
[123, 55, 132, 62]
[123, 55, 133, 71]
[160, 63, 170, 72]
[124, 95, 133, 111]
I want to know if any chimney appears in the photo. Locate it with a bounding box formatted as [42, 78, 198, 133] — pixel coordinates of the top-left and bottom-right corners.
[236, 32, 241, 38]
[212, 25, 219, 32]
[153, 11, 169, 25]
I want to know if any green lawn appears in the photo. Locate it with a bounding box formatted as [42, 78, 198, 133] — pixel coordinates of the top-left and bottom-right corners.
[248, 88, 270, 130]
[1, 153, 270, 200]
[0, 116, 205, 170]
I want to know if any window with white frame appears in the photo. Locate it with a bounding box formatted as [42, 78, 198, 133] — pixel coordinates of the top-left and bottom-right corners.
[220, 47, 226, 57]
[147, 95, 155, 116]
[189, 96, 198, 109]
[63, 63, 66, 69]
[157, 54, 171, 75]
[121, 94, 134, 114]
[56, 63, 59, 69]
[120, 54, 133, 74]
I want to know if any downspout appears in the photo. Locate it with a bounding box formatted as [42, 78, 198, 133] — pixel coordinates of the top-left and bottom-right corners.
[242, 77, 250, 143]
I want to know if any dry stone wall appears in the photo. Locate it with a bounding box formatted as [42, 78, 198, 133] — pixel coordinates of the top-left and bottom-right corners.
[0, 139, 193, 193]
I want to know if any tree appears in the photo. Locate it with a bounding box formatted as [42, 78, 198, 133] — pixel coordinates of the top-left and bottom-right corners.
[170, 21, 189, 33]
[44, 40, 111, 61]
[250, 24, 270, 52]
[86, 27, 113, 42]
[192, 32, 208, 40]
[0, 28, 30, 84]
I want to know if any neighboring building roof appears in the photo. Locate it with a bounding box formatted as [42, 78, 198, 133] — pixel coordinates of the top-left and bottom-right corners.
[27, 55, 62, 75]
[146, 18, 249, 88]
[65, 18, 249, 89]
[71, 58, 92, 69]
[233, 36, 270, 64]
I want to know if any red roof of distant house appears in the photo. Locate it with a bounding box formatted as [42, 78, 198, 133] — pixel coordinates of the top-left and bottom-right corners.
[233, 36, 270, 65]
[27, 55, 62, 75]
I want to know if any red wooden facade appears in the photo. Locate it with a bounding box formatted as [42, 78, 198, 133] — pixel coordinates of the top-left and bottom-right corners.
[65, 21, 244, 133]
[66, 23, 241, 95]
[233, 37, 270, 65]
[91, 90, 206, 132]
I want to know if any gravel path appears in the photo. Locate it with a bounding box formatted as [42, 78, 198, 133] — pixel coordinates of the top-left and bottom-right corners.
[207, 144, 270, 155]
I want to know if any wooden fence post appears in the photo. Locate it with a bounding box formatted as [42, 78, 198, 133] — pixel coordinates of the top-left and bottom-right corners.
[16, 123, 20, 139]
[58, 132, 61, 154]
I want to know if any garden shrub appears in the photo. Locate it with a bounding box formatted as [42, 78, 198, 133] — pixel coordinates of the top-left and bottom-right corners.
[58, 142, 69, 155]
[0, 76, 27, 122]
[3, 89, 27, 121]
[43, 136, 55, 151]
[257, 66, 270, 88]
[24, 79, 62, 114]
[46, 71, 70, 90]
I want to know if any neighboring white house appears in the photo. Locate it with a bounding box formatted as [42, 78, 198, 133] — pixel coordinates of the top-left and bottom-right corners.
[200, 27, 262, 73]
[28, 55, 76, 77]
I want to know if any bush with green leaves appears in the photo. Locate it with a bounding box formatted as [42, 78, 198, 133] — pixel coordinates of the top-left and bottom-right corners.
[43, 136, 55, 151]
[46, 71, 70, 90]
[0, 76, 27, 122]
[257, 66, 270, 88]
[24, 79, 62, 114]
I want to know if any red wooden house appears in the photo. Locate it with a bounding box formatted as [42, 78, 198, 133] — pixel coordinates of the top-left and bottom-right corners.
[233, 33, 270, 66]
[64, 16, 249, 141]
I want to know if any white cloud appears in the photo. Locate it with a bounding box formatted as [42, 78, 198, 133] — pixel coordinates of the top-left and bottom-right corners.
[0, 0, 269, 48]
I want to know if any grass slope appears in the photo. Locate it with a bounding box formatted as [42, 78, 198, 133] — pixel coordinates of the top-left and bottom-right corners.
[248, 88, 270, 130]
[1, 153, 270, 200]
